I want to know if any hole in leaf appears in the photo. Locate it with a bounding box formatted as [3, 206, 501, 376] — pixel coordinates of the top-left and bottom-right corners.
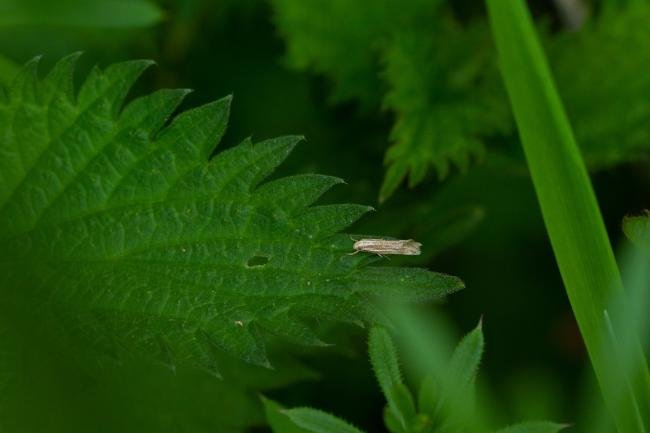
[247, 255, 269, 267]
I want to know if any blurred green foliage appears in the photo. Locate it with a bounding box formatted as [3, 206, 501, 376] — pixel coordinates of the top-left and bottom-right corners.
[0, 0, 648, 432]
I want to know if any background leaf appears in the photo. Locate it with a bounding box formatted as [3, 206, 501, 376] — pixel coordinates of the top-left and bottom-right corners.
[284, 408, 367, 433]
[369, 326, 416, 428]
[263, 396, 312, 433]
[0, 0, 163, 28]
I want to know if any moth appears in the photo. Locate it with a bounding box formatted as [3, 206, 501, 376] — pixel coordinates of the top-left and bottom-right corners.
[349, 238, 422, 257]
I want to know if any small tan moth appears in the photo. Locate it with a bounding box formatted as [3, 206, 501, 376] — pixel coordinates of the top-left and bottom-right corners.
[350, 238, 422, 256]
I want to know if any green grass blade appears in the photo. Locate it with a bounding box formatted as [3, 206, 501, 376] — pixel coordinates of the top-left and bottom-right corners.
[485, 1, 650, 431]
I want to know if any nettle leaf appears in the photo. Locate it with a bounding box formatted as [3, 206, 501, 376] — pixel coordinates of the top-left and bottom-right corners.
[270, 0, 440, 110]
[0, 55, 462, 373]
[550, 4, 650, 170]
[380, 24, 510, 202]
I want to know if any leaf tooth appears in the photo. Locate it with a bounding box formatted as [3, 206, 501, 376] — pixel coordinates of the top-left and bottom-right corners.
[9, 56, 41, 102]
[194, 330, 222, 378]
[448, 148, 471, 173]
[169, 135, 303, 198]
[295, 295, 366, 328]
[432, 157, 450, 181]
[253, 174, 344, 212]
[41, 51, 82, 103]
[293, 204, 373, 236]
[77, 59, 155, 116]
[203, 320, 271, 369]
[160, 96, 231, 159]
[379, 161, 408, 204]
[247, 135, 303, 189]
[120, 88, 192, 136]
[407, 158, 428, 188]
[155, 334, 177, 373]
[260, 310, 329, 347]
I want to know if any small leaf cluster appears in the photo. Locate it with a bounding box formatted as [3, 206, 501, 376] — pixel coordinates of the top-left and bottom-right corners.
[264, 324, 566, 433]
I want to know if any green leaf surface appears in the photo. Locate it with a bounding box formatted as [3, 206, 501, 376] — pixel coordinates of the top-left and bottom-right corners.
[262, 396, 312, 433]
[283, 408, 367, 433]
[369, 327, 403, 398]
[369, 326, 415, 429]
[0, 55, 462, 372]
[417, 372, 437, 417]
[435, 320, 484, 423]
[493, 421, 569, 433]
[0, 0, 163, 28]
[383, 406, 407, 433]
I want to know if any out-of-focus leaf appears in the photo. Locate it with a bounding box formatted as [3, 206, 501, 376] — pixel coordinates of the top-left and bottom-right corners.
[283, 408, 367, 433]
[0, 0, 163, 28]
[270, 0, 441, 110]
[380, 24, 510, 201]
[0, 54, 19, 86]
[417, 373, 437, 417]
[369, 327, 416, 429]
[623, 212, 650, 249]
[435, 320, 484, 424]
[262, 396, 312, 433]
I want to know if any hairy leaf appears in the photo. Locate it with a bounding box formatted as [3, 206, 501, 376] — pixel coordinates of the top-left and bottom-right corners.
[263, 396, 312, 433]
[369, 327, 403, 398]
[369, 327, 416, 429]
[435, 319, 484, 427]
[283, 408, 367, 433]
[380, 24, 510, 201]
[0, 55, 461, 373]
[493, 421, 569, 433]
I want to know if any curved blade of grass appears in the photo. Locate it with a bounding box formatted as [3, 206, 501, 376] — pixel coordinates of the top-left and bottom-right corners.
[0, 0, 162, 28]
[485, 1, 650, 432]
